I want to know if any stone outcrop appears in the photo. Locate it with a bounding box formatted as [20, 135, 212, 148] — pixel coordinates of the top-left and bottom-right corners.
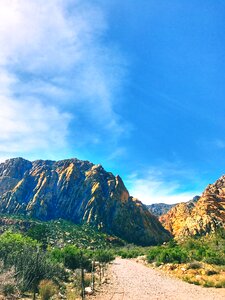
[147, 203, 176, 217]
[0, 157, 171, 245]
[160, 179, 225, 238]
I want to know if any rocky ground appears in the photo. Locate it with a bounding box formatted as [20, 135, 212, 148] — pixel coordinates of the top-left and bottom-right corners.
[89, 258, 225, 300]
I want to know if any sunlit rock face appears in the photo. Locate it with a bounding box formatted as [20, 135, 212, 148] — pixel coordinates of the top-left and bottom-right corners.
[0, 157, 171, 245]
[160, 179, 225, 238]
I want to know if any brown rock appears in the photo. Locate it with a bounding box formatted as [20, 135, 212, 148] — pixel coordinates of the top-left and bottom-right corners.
[159, 178, 225, 238]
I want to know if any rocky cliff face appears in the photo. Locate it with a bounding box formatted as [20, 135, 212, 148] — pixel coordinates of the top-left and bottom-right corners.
[147, 203, 176, 217]
[160, 180, 225, 238]
[0, 158, 171, 245]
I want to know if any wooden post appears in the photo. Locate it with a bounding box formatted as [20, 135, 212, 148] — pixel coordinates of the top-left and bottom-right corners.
[80, 251, 85, 300]
[81, 267, 85, 300]
[91, 260, 95, 291]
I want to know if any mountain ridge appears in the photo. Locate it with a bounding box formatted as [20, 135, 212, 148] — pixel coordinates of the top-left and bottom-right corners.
[147, 203, 176, 217]
[159, 177, 225, 238]
[0, 157, 171, 245]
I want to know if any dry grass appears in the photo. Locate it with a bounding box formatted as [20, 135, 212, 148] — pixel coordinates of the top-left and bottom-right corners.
[152, 261, 225, 288]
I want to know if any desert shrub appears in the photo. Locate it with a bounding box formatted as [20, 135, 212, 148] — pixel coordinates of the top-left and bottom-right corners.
[27, 223, 50, 249]
[214, 279, 225, 288]
[204, 256, 225, 265]
[187, 262, 202, 270]
[183, 276, 201, 285]
[159, 248, 188, 264]
[39, 279, 57, 300]
[49, 248, 64, 264]
[124, 249, 142, 258]
[15, 247, 66, 296]
[0, 267, 18, 297]
[180, 233, 225, 265]
[94, 250, 115, 264]
[167, 239, 178, 248]
[63, 246, 91, 271]
[203, 249, 225, 265]
[147, 246, 188, 264]
[2, 283, 16, 297]
[0, 232, 39, 268]
[0, 232, 66, 297]
[115, 246, 146, 259]
[203, 280, 215, 288]
[205, 269, 218, 276]
[147, 247, 161, 262]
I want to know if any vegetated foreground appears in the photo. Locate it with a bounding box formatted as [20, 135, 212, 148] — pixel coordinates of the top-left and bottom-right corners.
[91, 258, 225, 300]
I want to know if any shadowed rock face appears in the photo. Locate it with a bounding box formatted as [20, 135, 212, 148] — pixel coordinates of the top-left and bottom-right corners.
[0, 158, 171, 245]
[147, 203, 176, 217]
[160, 180, 225, 238]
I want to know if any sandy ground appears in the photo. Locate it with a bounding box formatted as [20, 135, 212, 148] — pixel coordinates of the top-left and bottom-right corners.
[90, 258, 225, 300]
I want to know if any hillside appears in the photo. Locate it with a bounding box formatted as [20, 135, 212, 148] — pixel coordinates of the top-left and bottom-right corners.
[0, 215, 125, 249]
[0, 157, 171, 245]
[160, 177, 225, 238]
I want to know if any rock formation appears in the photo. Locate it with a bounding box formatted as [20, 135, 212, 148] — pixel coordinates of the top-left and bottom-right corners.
[160, 178, 225, 238]
[0, 157, 171, 245]
[147, 203, 176, 217]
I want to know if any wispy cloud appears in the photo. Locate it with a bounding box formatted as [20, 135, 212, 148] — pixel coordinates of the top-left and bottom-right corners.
[0, 0, 127, 158]
[125, 164, 202, 204]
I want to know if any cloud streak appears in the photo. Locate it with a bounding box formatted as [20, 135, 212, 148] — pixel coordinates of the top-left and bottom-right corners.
[0, 0, 127, 158]
[126, 164, 202, 204]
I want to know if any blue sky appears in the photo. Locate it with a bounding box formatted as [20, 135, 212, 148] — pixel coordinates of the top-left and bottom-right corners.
[0, 0, 225, 204]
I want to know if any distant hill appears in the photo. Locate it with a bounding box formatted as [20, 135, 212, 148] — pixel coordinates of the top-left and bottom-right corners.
[0, 157, 171, 246]
[147, 203, 176, 217]
[160, 178, 225, 238]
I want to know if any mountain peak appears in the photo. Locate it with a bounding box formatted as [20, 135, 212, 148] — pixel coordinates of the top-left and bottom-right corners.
[0, 157, 171, 245]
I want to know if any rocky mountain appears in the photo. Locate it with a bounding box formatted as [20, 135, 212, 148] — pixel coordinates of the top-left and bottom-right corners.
[0, 157, 171, 245]
[160, 180, 225, 238]
[147, 203, 176, 217]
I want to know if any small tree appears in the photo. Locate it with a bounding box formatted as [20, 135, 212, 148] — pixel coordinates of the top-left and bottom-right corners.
[94, 250, 115, 283]
[62, 246, 91, 299]
[27, 223, 50, 250]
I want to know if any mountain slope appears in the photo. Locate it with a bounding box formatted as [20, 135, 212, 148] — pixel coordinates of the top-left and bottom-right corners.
[147, 203, 176, 217]
[0, 157, 171, 245]
[160, 178, 225, 238]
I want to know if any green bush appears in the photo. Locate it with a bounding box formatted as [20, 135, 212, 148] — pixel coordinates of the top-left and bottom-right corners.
[94, 250, 115, 264]
[204, 256, 225, 265]
[0, 232, 39, 268]
[0, 232, 66, 296]
[147, 247, 161, 262]
[158, 248, 188, 264]
[63, 246, 91, 271]
[181, 234, 225, 265]
[147, 246, 188, 264]
[49, 248, 64, 264]
[115, 246, 146, 259]
[27, 224, 50, 249]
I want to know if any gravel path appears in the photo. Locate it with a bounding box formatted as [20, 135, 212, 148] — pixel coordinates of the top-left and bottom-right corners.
[90, 258, 225, 300]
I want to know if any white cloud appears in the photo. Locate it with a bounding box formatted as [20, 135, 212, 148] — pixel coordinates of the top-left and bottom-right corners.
[0, 0, 127, 158]
[126, 166, 201, 205]
[0, 98, 71, 153]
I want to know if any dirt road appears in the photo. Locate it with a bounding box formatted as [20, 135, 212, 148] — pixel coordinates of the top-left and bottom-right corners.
[91, 258, 225, 300]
